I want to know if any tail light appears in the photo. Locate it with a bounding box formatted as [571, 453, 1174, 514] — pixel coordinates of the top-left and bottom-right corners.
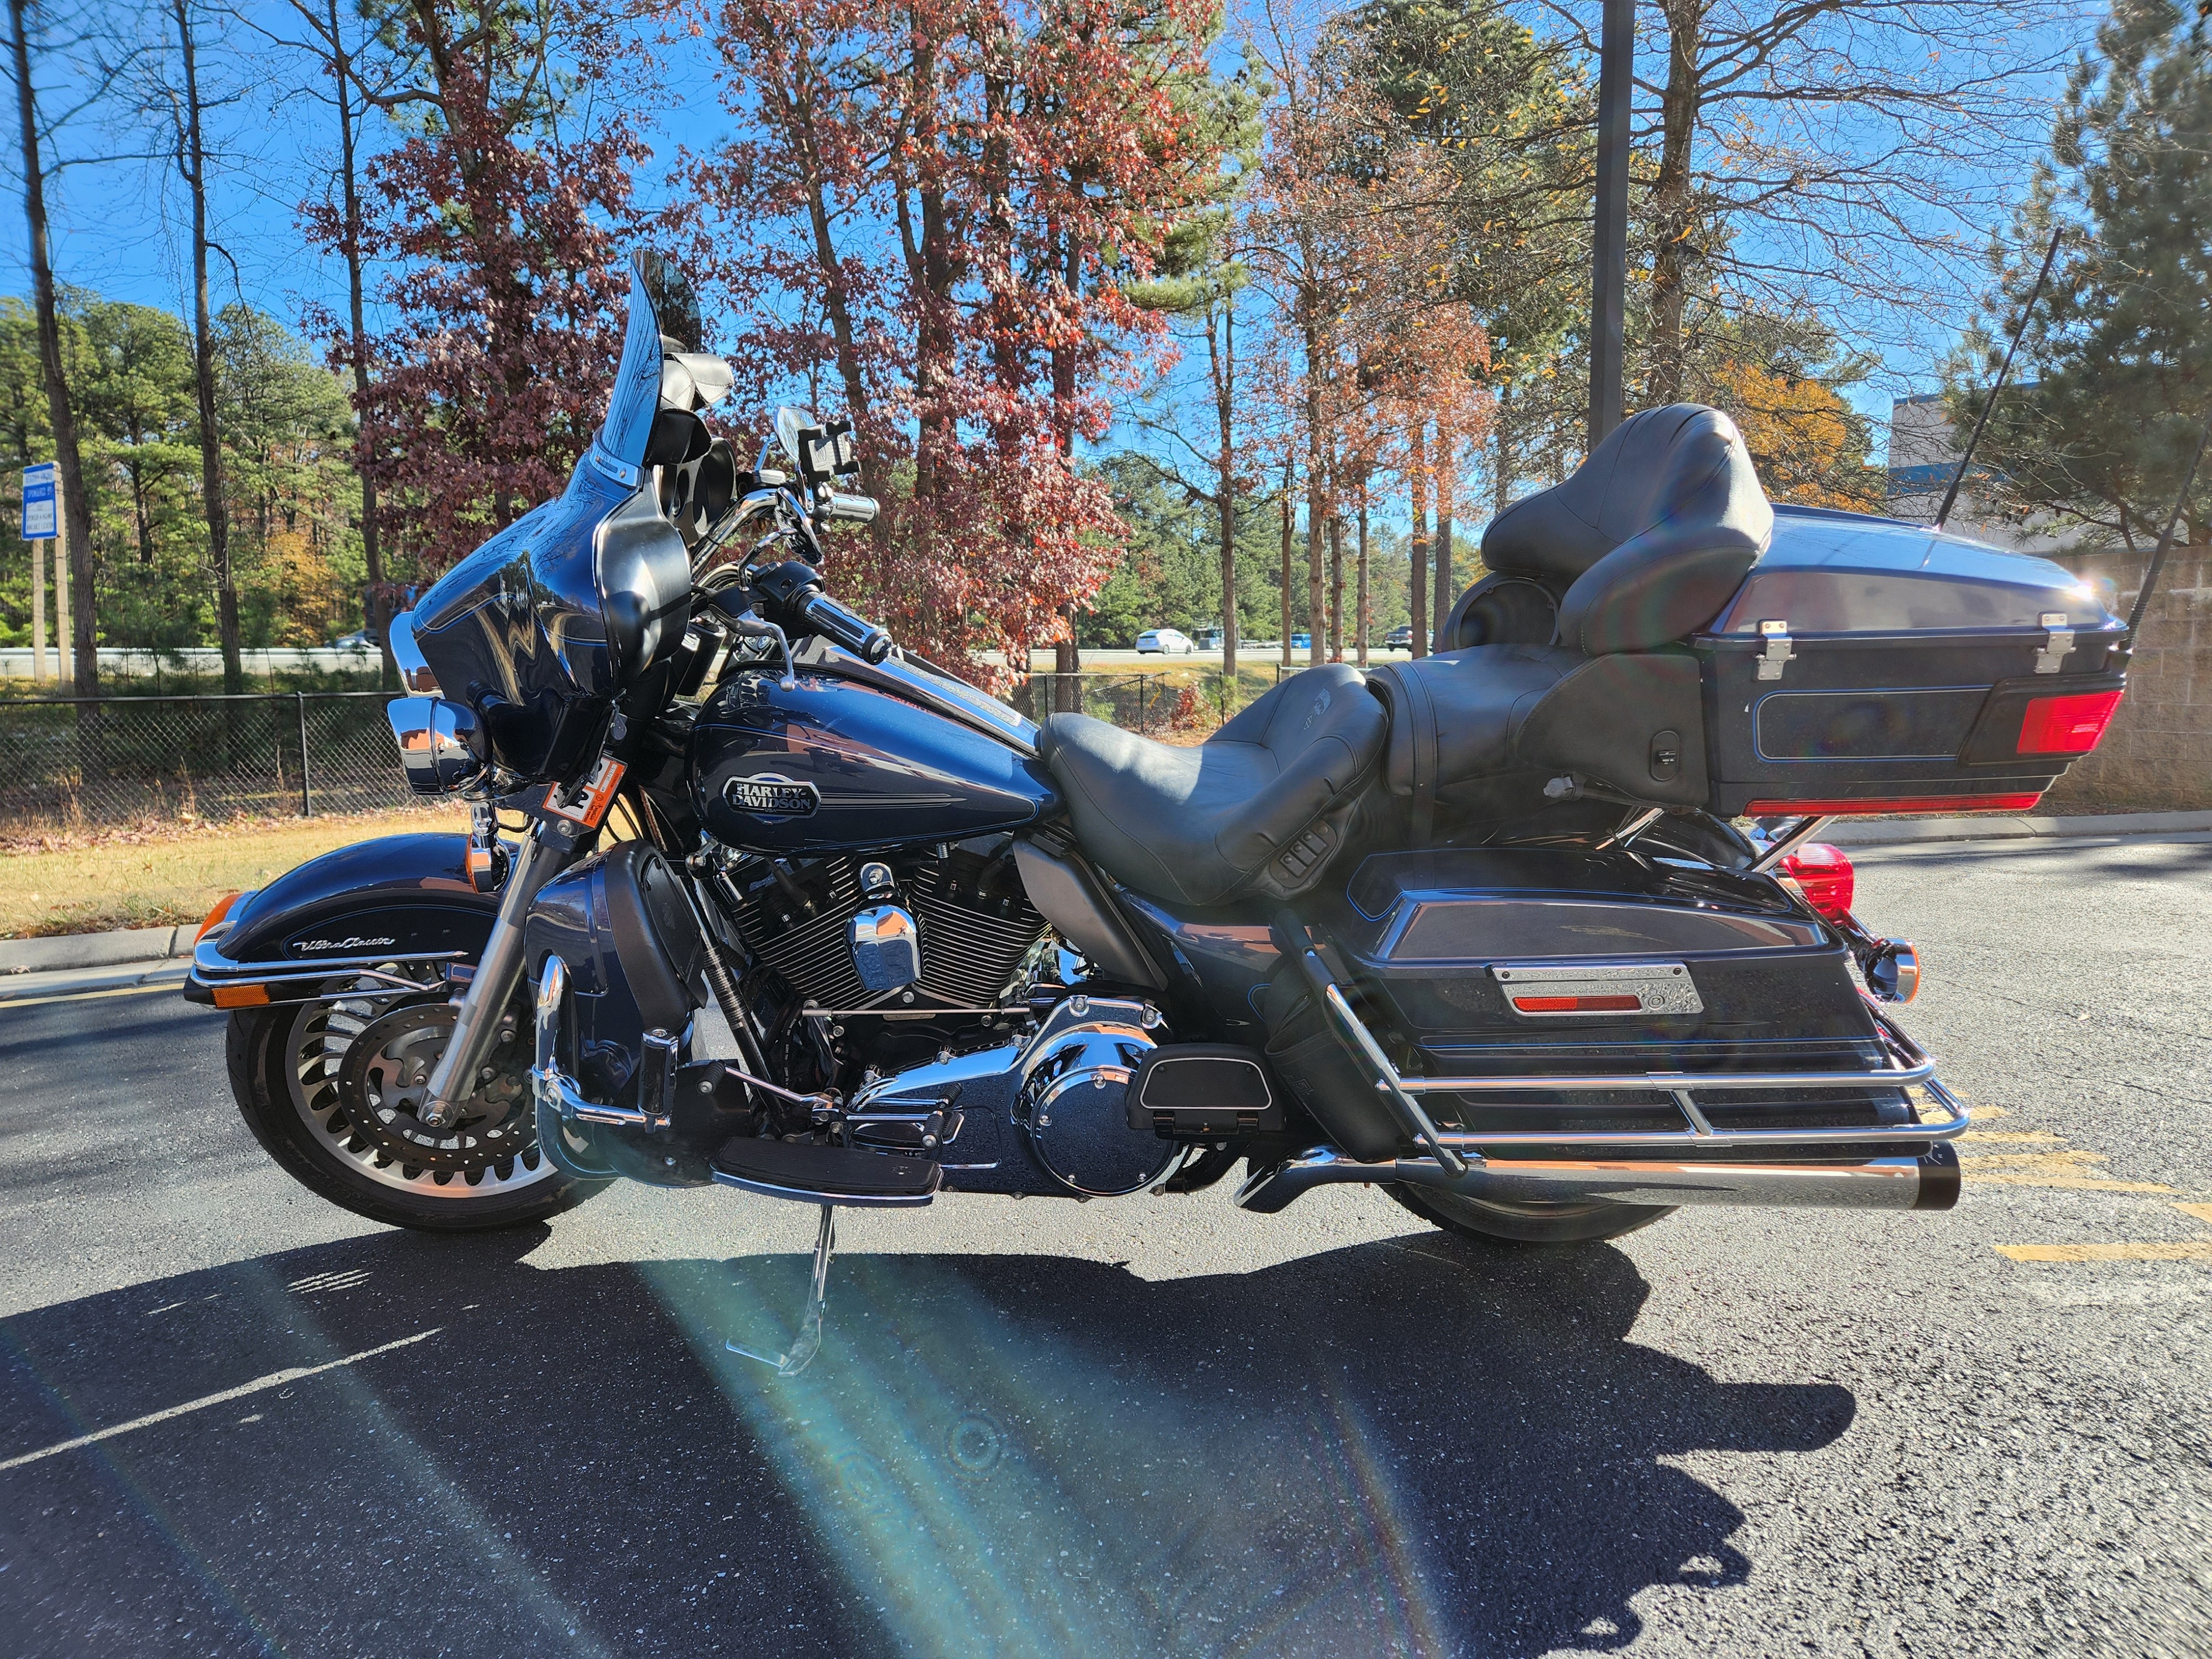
[1778, 842, 1855, 922]
[2017, 689, 2123, 756]
[1745, 793, 2043, 816]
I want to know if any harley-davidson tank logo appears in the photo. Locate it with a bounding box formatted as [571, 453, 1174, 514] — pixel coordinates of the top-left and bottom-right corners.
[723, 773, 821, 816]
[293, 935, 399, 953]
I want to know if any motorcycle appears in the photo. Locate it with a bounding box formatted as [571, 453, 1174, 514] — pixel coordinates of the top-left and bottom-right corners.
[190, 258, 2128, 1372]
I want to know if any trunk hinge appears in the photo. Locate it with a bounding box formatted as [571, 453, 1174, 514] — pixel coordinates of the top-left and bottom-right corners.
[1756, 619, 1796, 682]
[2034, 612, 2075, 675]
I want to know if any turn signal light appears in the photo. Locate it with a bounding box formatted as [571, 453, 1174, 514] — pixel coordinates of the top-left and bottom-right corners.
[195, 890, 243, 943]
[2017, 689, 2123, 756]
[1509, 994, 1642, 1013]
[1778, 842, 1855, 922]
[1745, 794, 2043, 816]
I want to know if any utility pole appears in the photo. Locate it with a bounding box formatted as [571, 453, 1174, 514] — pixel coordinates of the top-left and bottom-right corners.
[1588, 0, 1634, 448]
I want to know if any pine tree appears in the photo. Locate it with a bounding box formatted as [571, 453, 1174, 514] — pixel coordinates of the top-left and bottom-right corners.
[1959, 0, 2212, 547]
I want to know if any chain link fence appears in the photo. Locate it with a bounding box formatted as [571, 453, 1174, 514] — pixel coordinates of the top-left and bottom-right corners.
[0, 692, 429, 836]
[1009, 665, 1326, 734]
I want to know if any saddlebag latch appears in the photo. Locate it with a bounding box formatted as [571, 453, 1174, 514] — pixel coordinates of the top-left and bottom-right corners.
[2034, 612, 2074, 675]
[1756, 619, 1796, 682]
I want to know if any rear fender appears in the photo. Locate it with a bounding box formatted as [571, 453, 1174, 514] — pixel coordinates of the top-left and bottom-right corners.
[184, 832, 504, 1005]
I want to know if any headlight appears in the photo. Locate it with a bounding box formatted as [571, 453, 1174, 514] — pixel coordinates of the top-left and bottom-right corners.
[387, 696, 484, 794]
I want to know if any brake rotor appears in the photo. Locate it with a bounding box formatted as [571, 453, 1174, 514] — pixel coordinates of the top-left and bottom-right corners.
[333, 1001, 533, 1176]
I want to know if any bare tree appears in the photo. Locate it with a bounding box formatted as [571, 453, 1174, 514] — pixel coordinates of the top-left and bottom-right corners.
[1532, 0, 2089, 409]
[5, 0, 98, 694]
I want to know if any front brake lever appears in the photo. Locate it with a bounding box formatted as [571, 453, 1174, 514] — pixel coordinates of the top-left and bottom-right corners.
[727, 615, 797, 690]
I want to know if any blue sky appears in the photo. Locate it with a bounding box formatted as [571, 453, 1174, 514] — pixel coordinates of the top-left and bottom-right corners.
[1, 0, 2103, 492]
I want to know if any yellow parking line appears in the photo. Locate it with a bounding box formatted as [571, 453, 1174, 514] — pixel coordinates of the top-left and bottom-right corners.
[1959, 1131, 2065, 1143]
[0, 982, 185, 1010]
[1970, 1172, 2179, 1193]
[2174, 1203, 2212, 1227]
[1996, 1241, 2212, 1264]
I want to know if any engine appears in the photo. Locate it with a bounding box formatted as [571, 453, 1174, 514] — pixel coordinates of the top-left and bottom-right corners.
[715, 834, 1051, 1089]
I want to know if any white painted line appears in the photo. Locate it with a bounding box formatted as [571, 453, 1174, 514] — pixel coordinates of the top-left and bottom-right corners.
[0, 1327, 441, 1472]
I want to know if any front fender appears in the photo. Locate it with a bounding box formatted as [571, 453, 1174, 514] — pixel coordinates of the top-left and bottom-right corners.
[184, 832, 506, 1006]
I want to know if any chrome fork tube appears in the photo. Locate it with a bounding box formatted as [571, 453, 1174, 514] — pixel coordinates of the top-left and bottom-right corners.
[420, 825, 573, 1130]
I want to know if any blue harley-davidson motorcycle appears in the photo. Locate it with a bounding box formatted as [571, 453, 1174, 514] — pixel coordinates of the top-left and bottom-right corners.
[190, 260, 2130, 1368]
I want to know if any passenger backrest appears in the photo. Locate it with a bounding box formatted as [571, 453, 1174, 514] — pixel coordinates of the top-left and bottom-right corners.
[1483, 404, 1773, 655]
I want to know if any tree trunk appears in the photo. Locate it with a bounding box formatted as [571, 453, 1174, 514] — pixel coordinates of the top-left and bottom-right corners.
[1209, 291, 1238, 689]
[1408, 418, 1429, 660]
[1433, 425, 1455, 651]
[1645, 0, 1703, 408]
[1327, 512, 1343, 662]
[174, 0, 238, 695]
[1303, 335, 1326, 670]
[1355, 501, 1369, 667]
[1278, 452, 1293, 667]
[324, 0, 393, 688]
[10, 0, 96, 696]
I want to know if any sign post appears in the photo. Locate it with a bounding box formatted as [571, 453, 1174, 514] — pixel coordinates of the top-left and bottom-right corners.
[19, 462, 56, 685]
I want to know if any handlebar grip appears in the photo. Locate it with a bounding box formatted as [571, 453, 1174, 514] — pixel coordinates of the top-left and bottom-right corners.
[821, 491, 879, 524]
[799, 591, 894, 664]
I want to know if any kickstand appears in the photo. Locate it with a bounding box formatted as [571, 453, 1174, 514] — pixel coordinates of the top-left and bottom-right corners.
[728, 1205, 836, 1378]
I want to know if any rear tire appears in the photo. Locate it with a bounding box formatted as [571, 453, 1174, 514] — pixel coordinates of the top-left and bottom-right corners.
[228, 999, 599, 1233]
[1387, 1183, 1675, 1246]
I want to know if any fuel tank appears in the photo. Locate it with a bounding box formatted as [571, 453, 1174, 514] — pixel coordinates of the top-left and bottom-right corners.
[690, 666, 1057, 853]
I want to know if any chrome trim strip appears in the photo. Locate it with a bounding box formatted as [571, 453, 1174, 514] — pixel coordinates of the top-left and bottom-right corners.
[192, 936, 466, 979]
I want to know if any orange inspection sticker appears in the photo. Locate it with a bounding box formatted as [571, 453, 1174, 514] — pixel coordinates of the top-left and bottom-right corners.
[540, 757, 627, 831]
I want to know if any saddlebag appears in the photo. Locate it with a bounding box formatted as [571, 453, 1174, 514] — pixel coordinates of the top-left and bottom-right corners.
[1265, 847, 1919, 1152]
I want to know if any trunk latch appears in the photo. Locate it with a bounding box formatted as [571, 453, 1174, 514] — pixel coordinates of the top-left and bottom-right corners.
[1756, 619, 1796, 681]
[2034, 612, 2074, 674]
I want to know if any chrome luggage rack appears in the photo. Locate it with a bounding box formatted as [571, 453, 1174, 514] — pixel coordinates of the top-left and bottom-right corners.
[1277, 919, 1968, 1163]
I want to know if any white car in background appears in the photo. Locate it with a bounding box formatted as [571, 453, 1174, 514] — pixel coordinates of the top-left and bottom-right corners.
[1135, 628, 1196, 655]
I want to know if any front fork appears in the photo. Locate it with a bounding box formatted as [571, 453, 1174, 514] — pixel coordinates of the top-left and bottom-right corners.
[419, 823, 573, 1130]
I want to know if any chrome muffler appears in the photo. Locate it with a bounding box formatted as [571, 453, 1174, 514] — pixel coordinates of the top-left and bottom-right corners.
[1233, 1143, 1961, 1215]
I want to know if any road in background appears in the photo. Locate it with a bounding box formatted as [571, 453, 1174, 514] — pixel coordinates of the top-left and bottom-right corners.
[2, 832, 2207, 1657]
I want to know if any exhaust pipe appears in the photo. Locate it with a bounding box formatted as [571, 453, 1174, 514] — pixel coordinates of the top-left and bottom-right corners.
[1234, 1143, 1960, 1216]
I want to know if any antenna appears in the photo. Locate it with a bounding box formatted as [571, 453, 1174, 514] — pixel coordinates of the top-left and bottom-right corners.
[2121, 403, 2212, 653]
[1934, 226, 2064, 531]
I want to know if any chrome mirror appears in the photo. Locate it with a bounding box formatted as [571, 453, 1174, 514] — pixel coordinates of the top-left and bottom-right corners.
[388, 696, 485, 795]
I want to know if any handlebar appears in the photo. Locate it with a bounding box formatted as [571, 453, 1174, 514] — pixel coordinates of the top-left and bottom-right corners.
[797, 588, 894, 664]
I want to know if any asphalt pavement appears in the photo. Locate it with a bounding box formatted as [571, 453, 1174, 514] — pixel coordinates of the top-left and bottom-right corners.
[2, 831, 2209, 1658]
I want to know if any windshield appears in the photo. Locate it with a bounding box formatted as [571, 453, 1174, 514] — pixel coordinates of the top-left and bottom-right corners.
[594, 258, 665, 476]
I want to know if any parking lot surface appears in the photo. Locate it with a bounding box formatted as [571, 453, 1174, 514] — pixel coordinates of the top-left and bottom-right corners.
[2, 831, 2208, 1657]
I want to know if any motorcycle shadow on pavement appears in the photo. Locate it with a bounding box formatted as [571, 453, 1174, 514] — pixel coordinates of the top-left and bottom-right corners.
[1, 1221, 1854, 1659]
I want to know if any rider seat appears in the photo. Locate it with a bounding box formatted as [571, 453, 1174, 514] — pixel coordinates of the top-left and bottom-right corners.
[1369, 404, 1773, 817]
[1037, 664, 1385, 906]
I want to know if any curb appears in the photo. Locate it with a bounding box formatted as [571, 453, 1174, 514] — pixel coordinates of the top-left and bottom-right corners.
[0, 924, 191, 975]
[0, 958, 192, 1004]
[1822, 809, 2212, 847]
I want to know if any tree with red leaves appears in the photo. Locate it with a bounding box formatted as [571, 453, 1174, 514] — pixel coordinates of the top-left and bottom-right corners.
[302, 1, 655, 577]
[689, 0, 1227, 682]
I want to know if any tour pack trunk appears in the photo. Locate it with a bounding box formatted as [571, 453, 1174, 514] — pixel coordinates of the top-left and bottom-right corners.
[1693, 505, 2129, 817]
[1269, 846, 1928, 1156]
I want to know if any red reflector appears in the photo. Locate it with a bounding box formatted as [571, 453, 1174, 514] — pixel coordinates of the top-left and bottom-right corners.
[1745, 794, 2043, 817]
[2017, 689, 2123, 756]
[1778, 842, 1855, 921]
[1510, 994, 1643, 1013]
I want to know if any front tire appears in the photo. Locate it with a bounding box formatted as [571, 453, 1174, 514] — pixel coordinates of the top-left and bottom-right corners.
[1387, 1183, 1674, 1246]
[228, 996, 598, 1233]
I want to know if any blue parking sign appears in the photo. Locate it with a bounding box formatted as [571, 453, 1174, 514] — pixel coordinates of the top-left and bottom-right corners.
[20, 462, 56, 539]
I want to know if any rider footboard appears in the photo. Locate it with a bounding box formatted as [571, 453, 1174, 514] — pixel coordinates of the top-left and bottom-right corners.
[1255, 848, 1967, 1208]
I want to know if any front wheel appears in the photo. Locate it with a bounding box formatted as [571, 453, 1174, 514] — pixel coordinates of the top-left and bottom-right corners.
[228, 992, 600, 1232]
[1387, 1183, 1674, 1246]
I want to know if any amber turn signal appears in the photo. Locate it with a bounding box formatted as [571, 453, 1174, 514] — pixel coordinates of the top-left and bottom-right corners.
[195, 890, 243, 943]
